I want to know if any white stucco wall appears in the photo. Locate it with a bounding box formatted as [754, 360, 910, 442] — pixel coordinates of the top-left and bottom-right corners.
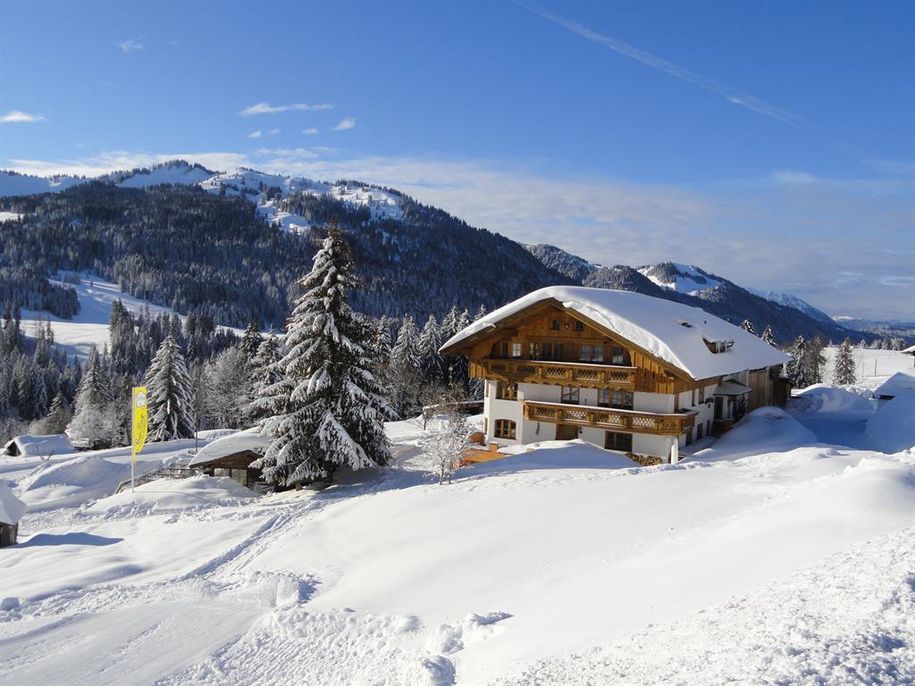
[633, 391, 675, 413]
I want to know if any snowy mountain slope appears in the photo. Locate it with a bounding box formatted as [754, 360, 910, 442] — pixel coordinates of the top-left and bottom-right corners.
[107, 160, 215, 189]
[748, 286, 835, 324]
[2, 397, 914, 684]
[0, 170, 87, 196]
[637, 261, 722, 295]
[200, 167, 405, 225]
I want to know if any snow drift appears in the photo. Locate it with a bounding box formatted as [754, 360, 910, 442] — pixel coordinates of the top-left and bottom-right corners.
[866, 392, 915, 454]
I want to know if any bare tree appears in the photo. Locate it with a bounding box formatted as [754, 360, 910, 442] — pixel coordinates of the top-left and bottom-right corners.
[420, 401, 470, 485]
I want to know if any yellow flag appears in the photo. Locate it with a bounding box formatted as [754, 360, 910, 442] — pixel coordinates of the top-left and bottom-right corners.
[132, 386, 148, 460]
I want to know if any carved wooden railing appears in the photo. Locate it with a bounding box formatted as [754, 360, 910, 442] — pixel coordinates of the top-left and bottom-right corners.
[473, 358, 637, 389]
[523, 401, 695, 436]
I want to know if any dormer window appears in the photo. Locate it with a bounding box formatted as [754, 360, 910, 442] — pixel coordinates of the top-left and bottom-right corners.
[703, 338, 734, 354]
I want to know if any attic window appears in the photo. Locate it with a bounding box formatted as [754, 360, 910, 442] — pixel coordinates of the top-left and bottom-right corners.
[703, 338, 734, 354]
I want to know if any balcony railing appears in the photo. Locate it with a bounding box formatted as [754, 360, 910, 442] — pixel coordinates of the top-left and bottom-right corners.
[524, 400, 695, 436]
[474, 358, 637, 389]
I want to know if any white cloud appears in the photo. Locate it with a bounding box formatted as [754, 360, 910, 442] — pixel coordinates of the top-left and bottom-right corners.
[117, 38, 143, 53]
[239, 102, 334, 116]
[0, 110, 45, 124]
[248, 130, 263, 139]
[333, 117, 357, 131]
[267, 128, 280, 136]
[302, 127, 319, 135]
[520, 3, 801, 126]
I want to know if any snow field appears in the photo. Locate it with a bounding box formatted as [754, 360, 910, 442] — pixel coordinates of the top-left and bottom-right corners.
[1, 401, 914, 683]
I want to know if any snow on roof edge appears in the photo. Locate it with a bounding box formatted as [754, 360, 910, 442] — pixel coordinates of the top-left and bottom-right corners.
[441, 286, 789, 380]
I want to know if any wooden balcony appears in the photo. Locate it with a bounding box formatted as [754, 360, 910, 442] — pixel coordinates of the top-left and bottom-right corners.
[524, 400, 695, 436]
[473, 358, 637, 389]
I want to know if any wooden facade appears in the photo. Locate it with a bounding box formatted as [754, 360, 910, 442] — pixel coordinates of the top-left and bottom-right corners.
[452, 300, 722, 396]
[197, 449, 264, 490]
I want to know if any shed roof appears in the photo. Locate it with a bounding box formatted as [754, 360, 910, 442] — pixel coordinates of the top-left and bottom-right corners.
[188, 429, 270, 468]
[2, 434, 74, 457]
[441, 286, 789, 380]
[872, 370, 915, 399]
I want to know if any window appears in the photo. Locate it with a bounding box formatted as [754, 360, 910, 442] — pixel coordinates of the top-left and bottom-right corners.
[495, 382, 518, 400]
[611, 390, 633, 409]
[610, 346, 630, 365]
[697, 422, 704, 440]
[494, 419, 516, 439]
[579, 344, 604, 362]
[598, 388, 632, 408]
[605, 431, 633, 452]
[574, 321, 585, 332]
[550, 318, 561, 331]
[511, 342, 522, 358]
[542, 342, 564, 361]
[698, 387, 705, 404]
[561, 386, 580, 405]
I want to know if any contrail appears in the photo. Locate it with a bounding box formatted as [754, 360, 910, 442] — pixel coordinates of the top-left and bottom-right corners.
[518, 2, 803, 126]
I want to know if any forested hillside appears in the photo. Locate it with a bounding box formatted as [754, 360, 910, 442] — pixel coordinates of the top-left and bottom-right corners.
[0, 182, 573, 328]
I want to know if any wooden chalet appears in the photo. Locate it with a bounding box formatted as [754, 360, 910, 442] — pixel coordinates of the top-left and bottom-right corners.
[440, 286, 790, 463]
[189, 429, 271, 491]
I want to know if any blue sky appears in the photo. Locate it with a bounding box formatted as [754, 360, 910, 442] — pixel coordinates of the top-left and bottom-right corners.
[1, 0, 913, 319]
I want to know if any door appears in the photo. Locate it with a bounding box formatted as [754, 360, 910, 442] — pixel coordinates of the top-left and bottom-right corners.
[714, 396, 724, 421]
[556, 424, 578, 440]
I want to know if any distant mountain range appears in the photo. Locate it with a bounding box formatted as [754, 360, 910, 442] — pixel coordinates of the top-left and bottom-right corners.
[0, 161, 889, 345]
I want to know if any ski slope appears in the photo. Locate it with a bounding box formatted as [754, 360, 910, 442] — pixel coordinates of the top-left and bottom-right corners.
[20, 275, 243, 359]
[1, 392, 913, 684]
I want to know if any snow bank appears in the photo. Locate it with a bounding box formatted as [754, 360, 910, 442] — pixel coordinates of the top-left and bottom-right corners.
[692, 407, 817, 461]
[791, 384, 874, 416]
[85, 475, 258, 515]
[475, 439, 637, 471]
[866, 393, 915, 454]
[16, 454, 159, 511]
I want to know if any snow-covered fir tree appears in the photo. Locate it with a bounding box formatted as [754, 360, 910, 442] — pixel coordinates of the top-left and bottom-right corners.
[248, 333, 290, 428]
[144, 335, 195, 442]
[785, 336, 806, 387]
[418, 315, 445, 384]
[420, 403, 469, 485]
[761, 325, 777, 347]
[832, 338, 857, 386]
[68, 346, 115, 449]
[239, 321, 263, 363]
[256, 228, 394, 486]
[740, 319, 757, 335]
[203, 346, 249, 429]
[803, 336, 826, 386]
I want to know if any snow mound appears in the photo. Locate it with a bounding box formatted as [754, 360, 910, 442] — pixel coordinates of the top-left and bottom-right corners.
[2, 433, 74, 458]
[0, 481, 26, 524]
[86, 475, 258, 515]
[469, 440, 637, 474]
[16, 454, 158, 511]
[866, 393, 915, 454]
[791, 384, 874, 416]
[693, 407, 817, 461]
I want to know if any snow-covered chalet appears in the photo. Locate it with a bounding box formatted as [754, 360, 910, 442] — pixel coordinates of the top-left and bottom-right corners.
[440, 286, 790, 464]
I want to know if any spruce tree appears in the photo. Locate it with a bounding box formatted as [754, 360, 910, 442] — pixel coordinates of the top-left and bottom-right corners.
[257, 229, 393, 486]
[247, 333, 285, 425]
[740, 319, 757, 335]
[418, 314, 444, 383]
[785, 336, 806, 387]
[761, 325, 777, 347]
[145, 335, 195, 442]
[240, 321, 263, 363]
[832, 338, 857, 386]
[69, 346, 114, 449]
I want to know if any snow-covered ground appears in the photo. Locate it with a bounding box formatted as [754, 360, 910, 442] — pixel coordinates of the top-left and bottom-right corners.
[20, 274, 243, 359]
[823, 345, 914, 392]
[1, 398, 914, 684]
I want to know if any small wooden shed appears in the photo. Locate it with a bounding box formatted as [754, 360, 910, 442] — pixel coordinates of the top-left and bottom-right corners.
[188, 429, 271, 490]
[0, 481, 27, 547]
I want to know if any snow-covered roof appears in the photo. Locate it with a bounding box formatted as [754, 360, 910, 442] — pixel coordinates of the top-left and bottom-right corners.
[0, 481, 26, 525]
[872, 370, 915, 399]
[2, 434, 74, 458]
[714, 380, 753, 396]
[441, 286, 789, 380]
[902, 344, 915, 354]
[188, 429, 270, 468]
